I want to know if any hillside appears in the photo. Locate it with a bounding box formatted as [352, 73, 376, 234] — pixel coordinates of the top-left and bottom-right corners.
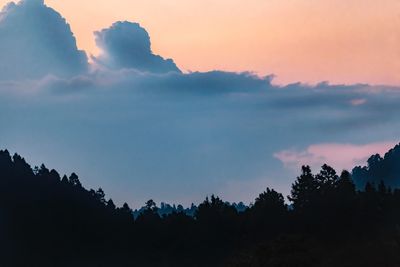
[1, 145, 400, 266]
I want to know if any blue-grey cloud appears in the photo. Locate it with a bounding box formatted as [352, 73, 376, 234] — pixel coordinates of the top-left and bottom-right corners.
[0, 0, 88, 80]
[93, 21, 181, 74]
[1, 69, 399, 206]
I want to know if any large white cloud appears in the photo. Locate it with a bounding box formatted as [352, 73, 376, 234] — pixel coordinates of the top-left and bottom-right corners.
[0, 0, 88, 80]
[93, 21, 181, 74]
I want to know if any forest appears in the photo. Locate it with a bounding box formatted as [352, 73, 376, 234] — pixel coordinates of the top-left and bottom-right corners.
[1, 143, 400, 266]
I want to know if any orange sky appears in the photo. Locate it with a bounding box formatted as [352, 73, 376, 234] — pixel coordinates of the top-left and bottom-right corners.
[2, 0, 400, 85]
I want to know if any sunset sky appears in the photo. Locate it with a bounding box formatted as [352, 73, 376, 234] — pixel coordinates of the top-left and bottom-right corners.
[0, 0, 399, 207]
[1, 0, 398, 85]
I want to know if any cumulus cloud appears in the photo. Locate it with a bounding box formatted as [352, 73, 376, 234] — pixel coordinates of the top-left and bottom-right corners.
[274, 142, 398, 173]
[0, 0, 88, 80]
[93, 21, 181, 74]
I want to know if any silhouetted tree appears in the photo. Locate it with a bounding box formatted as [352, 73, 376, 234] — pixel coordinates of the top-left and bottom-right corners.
[336, 170, 356, 197]
[96, 188, 106, 204]
[145, 199, 157, 211]
[248, 188, 288, 238]
[316, 164, 338, 191]
[107, 199, 116, 211]
[69, 172, 82, 187]
[288, 166, 318, 212]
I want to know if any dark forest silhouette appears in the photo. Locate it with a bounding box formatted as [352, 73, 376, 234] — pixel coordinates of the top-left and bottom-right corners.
[1, 143, 400, 266]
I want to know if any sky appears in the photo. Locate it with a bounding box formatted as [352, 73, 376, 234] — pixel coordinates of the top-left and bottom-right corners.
[0, 0, 399, 207]
[0, 0, 398, 85]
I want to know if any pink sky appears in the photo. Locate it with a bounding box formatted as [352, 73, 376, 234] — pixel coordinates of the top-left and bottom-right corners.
[274, 142, 398, 173]
[1, 0, 399, 85]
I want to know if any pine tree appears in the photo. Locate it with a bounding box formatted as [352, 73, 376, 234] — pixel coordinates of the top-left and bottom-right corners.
[288, 166, 318, 211]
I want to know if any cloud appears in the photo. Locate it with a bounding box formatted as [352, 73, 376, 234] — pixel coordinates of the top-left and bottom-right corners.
[0, 3, 399, 205]
[350, 98, 367, 106]
[93, 21, 181, 74]
[274, 142, 398, 172]
[2, 68, 400, 205]
[0, 0, 88, 80]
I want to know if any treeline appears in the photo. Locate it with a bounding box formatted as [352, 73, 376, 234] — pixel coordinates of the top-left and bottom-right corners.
[132, 201, 246, 219]
[0, 145, 400, 267]
[353, 143, 400, 188]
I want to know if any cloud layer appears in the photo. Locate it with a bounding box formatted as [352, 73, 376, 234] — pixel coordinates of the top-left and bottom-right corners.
[93, 21, 181, 74]
[2, 69, 400, 204]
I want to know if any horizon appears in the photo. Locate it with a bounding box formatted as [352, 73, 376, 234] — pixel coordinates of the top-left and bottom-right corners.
[2, 142, 400, 210]
[0, 0, 399, 207]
